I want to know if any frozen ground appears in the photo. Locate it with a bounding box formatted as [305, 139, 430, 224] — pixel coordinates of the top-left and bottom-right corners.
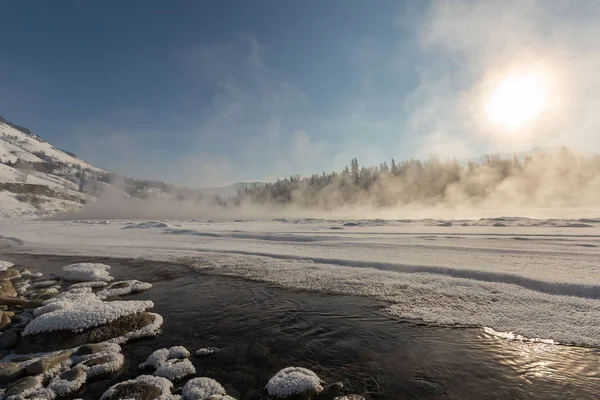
[1, 217, 600, 347]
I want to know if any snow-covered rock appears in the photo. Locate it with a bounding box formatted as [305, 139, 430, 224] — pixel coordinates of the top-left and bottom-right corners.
[182, 377, 227, 400]
[68, 281, 109, 290]
[60, 263, 113, 282]
[24, 297, 154, 335]
[97, 280, 152, 299]
[139, 346, 191, 369]
[266, 367, 324, 399]
[154, 358, 196, 381]
[79, 352, 125, 378]
[48, 366, 87, 396]
[195, 347, 220, 357]
[101, 375, 175, 400]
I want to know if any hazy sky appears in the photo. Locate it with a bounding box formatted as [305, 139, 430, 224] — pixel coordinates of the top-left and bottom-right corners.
[1, 0, 599, 186]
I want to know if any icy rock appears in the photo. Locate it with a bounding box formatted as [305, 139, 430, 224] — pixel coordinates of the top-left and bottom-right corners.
[97, 280, 153, 299]
[31, 280, 58, 289]
[139, 346, 190, 369]
[0, 329, 19, 349]
[79, 352, 125, 378]
[26, 387, 57, 399]
[68, 281, 108, 290]
[195, 347, 220, 357]
[61, 263, 113, 282]
[0, 362, 25, 384]
[0, 285, 18, 298]
[1, 310, 12, 329]
[5, 376, 42, 399]
[0, 296, 26, 306]
[0, 268, 20, 280]
[101, 375, 175, 400]
[48, 366, 87, 396]
[182, 377, 227, 400]
[26, 351, 73, 375]
[16, 312, 160, 353]
[74, 342, 121, 357]
[24, 298, 154, 335]
[265, 367, 324, 399]
[154, 358, 196, 381]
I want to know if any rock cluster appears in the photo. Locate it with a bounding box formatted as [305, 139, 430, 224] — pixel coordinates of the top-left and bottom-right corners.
[1, 260, 368, 399]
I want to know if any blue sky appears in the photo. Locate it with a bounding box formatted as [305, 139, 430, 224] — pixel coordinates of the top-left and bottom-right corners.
[1, 1, 599, 186]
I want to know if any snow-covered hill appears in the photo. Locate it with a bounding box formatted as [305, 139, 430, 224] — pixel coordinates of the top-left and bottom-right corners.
[0, 116, 107, 218]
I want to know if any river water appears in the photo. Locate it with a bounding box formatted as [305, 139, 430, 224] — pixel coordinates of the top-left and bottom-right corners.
[3, 254, 599, 399]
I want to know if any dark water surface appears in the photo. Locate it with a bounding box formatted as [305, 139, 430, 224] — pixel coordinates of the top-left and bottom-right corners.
[3, 254, 600, 399]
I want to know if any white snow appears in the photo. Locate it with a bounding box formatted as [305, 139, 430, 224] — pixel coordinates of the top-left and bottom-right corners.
[4, 217, 600, 347]
[0, 121, 102, 172]
[182, 377, 227, 400]
[97, 280, 153, 299]
[154, 358, 196, 381]
[266, 367, 323, 398]
[60, 263, 113, 282]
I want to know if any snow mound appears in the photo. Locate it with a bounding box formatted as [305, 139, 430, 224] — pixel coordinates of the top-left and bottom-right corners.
[24, 297, 154, 335]
[97, 280, 153, 299]
[195, 347, 219, 356]
[0, 260, 14, 271]
[182, 377, 227, 400]
[68, 281, 108, 289]
[101, 375, 174, 400]
[154, 358, 196, 381]
[266, 367, 324, 398]
[48, 367, 87, 396]
[139, 346, 191, 369]
[61, 263, 113, 282]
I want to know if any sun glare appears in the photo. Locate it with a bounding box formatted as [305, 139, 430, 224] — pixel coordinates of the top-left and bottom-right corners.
[485, 71, 549, 131]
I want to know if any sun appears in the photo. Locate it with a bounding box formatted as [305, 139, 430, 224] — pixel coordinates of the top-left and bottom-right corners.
[485, 71, 549, 130]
